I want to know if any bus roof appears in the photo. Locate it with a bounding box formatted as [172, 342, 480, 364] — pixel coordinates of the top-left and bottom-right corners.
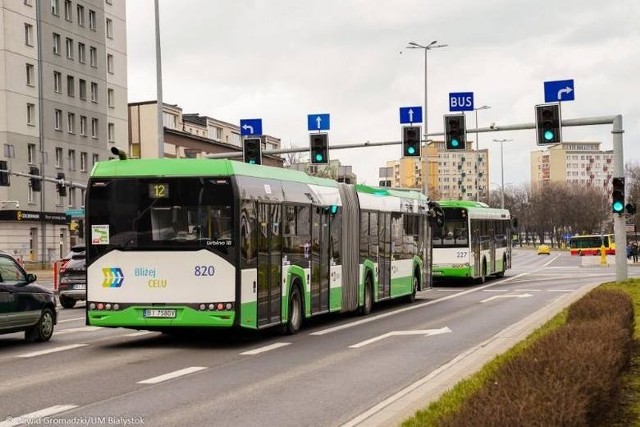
[436, 199, 511, 220]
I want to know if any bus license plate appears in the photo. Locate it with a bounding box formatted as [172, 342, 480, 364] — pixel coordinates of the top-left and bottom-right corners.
[144, 309, 176, 318]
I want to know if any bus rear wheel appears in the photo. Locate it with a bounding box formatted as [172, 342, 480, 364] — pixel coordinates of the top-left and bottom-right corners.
[406, 274, 419, 302]
[361, 276, 373, 315]
[477, 260, 487, 284]
[283, 285, 302, 335]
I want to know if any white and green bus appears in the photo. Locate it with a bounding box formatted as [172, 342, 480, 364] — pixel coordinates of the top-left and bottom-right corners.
[431, 200, 512, 283]
[85, 151, 433, 334]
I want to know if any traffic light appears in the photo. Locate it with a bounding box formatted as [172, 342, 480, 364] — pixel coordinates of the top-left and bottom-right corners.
[626, 203, 636, 215]
[29, 166, 41, 192]
[402, 126, 421, 157]
[535, 103, 561, 145]
[56, 172, 67, 197]
[243, 137, 262, 165]
[0, 160, 9, 186]
[444, 114, 466, 150]
[310, 133, 329, 165]
[611, 177, 625, 214]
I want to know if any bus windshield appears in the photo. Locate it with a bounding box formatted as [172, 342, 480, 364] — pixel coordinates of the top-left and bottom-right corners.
[432, 207, 469, 248]
[87, 177, 234, 258]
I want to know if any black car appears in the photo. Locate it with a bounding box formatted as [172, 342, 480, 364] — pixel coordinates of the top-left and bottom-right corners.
[0, 252, 57, 341]
[57, 250, 86, 308]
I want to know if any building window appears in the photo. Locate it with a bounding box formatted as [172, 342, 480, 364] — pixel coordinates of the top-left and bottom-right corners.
[53, 71, 61, 92]
[28, 144, 36, 164]
[53, 33, 61, 55]
[90, 82, 98, 102]
[80, 152, 87, 172]
[89, 46, 97, 67]
[67, 112, 75, 133]
[89, 9, 96, 30]
[78, 42, 86, 63]
[107, 54, 114, 73]
[66, 37, 74, 59]
[91, 118, 98, 138]
[51, 0, 59, 16]
[26, 63, 35, 86]
[64, 0, 72, 21]
[107, 88, 114, 108]
[163, 112, 177, 129]
[27, 103, 36, 126]
[106, 18, 113, 38]
[79, 79, 86, 100]
[80, 116, 87, 136]
[92, 153, 99, 167]
[77, 4, 84, 26]
[67, 75, 75, 97]
[108, 123, 114, 142]
[25, 24, 34, 46]
[55, 147, 63, 168]
[54, 109, 62, 130]
[68, 149, 76, 171]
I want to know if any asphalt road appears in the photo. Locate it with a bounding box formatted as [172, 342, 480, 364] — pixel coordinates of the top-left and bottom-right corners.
[1, 249, 636, 427]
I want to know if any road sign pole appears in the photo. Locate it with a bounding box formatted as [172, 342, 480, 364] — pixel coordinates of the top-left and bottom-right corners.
[612, 114, 627, 281]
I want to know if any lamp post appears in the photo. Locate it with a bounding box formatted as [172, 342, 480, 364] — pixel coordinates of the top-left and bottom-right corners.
[474, 105, 491, 202]
[493, 138, 512, 209]
[406, 41, 447, 195]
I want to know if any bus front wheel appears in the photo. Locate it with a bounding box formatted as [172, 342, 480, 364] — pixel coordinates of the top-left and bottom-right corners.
[283, 285, 302, 335]
[361, 275, 373, 315]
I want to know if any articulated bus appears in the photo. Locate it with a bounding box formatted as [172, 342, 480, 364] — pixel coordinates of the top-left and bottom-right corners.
[431, 200, 512, 283]
[568, 234, 615, 256]
[85, 152, 433, 334]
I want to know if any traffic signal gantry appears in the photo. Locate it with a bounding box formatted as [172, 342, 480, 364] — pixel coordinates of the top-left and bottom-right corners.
[444, 114, 466, 150]
[310, 133, 329, 165]
[401, 125, 422, 157]
[242, 137, 262, 165]
[535, 103, 562, 145]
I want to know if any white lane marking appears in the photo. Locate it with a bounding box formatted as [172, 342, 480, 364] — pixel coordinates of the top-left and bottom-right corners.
[137, 366, 207, 384]
[548, 289, 576, 292]
[240, 342, 291, 355]
[15, 344, 88, 358]
[481, 293, 533, 303]
[55, 326, 102, 335]
[124, 331, 156, 337]
[0, 405, 78, 427]
[57, 317, 85, 323]
[349, 327, 451, 349]
[482, 289, 509, 292]
[542, 254, 561, 266]
[311, 271, 533, 336]
[513, 289, 542, 292]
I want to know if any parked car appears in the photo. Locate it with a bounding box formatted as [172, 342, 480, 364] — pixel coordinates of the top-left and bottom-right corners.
[537, 244, 551, 255]
[57, 249, 86, 309]
[0, 251, 57, 341]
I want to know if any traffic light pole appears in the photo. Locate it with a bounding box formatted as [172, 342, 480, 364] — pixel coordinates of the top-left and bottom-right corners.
[612, 115, 626, 282]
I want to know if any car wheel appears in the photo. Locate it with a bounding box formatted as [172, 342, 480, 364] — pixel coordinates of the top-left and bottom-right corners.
[59, 295, 77, 309]
[25, 308, 55, 342]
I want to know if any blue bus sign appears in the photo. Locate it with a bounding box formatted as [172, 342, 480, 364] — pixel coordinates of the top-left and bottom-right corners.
[544, 79, 575, 102]
[307, 114, 330, 131]
[449, 92, 474, 112]
[240, 119, 263, 136]
[399, 106, 422, 124]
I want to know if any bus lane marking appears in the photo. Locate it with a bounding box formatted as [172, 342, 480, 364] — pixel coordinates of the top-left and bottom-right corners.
[137, 366, 207, 384]
[480, 293, 533, 303]
[349, 327, 451, 349]
[240, 342, 291, 355]
[15, 344, 88, 358]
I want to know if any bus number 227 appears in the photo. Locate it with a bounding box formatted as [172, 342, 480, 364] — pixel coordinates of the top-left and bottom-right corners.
[194, 265, 215, 276]
[456, 251, 468, 258]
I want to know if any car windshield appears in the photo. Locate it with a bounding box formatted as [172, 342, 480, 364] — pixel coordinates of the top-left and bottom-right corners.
[0, 255, 27, 285]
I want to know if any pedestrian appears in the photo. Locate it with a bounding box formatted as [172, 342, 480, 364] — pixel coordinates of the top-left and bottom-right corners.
[627, 243, 633, 259]
[633, 242, 639, 263]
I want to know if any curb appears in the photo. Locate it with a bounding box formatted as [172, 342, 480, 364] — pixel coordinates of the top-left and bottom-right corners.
[343, 280, 603, 427]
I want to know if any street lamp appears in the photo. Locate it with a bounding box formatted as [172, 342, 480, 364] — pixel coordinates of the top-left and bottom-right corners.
[406, 40, 447, 195]
[474, 105, 491, 202]
[493, 138, 513, 209]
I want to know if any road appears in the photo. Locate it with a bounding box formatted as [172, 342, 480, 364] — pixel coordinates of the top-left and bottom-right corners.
[0, 249, 636, 427]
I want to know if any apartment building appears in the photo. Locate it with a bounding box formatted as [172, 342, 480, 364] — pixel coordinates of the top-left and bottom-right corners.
[383, 140, 489, 201]
[530, 142, 614, 193]
[0, 0, 127, 263]
[128, 101, 284, 167]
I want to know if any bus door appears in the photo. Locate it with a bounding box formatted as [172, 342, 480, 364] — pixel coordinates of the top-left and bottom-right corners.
[311, 207, 330, 314]
[491, 224, 497, 274]
[378, 212, 391, 299]
[257, 203, 282, 327]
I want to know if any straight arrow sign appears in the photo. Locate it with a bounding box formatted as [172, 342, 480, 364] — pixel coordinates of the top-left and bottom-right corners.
[480, 293, 533, 303]
[349, 326, 451, 349]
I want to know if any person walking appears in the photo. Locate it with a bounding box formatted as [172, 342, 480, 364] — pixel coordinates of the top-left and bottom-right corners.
[633, 242, 639, 263]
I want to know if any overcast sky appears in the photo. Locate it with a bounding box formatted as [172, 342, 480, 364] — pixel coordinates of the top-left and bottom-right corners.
[125, 0, 640, 189]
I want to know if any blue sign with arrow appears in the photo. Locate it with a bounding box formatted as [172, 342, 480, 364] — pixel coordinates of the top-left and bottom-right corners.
[399, 106, 422, 124]
[240, 118, 263, 136]
[307, 114, 330, 131]
[544, 79, 575, 102]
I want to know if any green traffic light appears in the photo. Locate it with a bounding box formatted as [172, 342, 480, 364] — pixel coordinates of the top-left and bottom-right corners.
[613, 201, 625, 213]
[407, 146, 416, 155]
[451, 139, 459, 148]
[315, 153, 324, 162]
[544, 130, 555, 141]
